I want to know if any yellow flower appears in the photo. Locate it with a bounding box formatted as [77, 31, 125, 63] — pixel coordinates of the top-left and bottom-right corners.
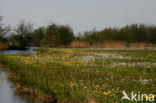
[68, 82, 77, 87]
[102, 91, 109, 95]
[63, 55, 69, 59]
[144, 95, 155, 99]
[24, 60, 31, 64]
[65, 62, 71, 65]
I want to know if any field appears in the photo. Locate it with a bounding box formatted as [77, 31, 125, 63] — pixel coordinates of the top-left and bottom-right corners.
[0, 48, 156, 103]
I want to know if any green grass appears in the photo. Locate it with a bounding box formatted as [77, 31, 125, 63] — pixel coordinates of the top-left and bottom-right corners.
[0, 48, 156, 103]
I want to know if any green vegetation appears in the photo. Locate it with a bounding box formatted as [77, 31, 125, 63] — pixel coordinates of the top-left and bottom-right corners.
[77, 24, 156, 44]
[0, 16, 10, 50]
[1, 15, 156, 49]
[0, 16, 75, 49]
[32, 27, 44, 46]
[0, 49, 156, 103]
[9, 20, 34, 48]
[41, 23, 74, 47]
[0, 16, 9, 43]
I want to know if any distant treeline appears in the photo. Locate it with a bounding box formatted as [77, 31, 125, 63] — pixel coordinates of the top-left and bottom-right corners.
[76, 24, 156, 44]
[0, 17, 74, 48]
[0, 16, 156, 49]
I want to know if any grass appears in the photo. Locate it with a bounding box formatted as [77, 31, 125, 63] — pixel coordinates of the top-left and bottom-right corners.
[0, 48, 156, 103]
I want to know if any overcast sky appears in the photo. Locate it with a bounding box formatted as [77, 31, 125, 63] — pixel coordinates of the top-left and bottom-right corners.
[0, 0, 156, 34]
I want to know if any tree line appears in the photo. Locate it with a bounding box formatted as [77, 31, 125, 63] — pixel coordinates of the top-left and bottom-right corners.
[76, 24, 156, 44]
[0, 16, 156, 49]
[0, 17, 74, 48]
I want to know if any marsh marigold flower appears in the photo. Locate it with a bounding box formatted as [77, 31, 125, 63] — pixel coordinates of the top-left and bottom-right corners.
[68, 82, 77, 87]
[102, 91, 109, 95]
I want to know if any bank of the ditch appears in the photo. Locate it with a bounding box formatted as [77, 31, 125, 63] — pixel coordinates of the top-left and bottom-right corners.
[0, 64, 35, 103]
[0, 47, 57, 103]
[0, 60, 57, 103]
[0, 49, 156, 103]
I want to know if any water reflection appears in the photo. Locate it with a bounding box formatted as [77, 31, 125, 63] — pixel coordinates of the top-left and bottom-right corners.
[0, 69, 29, 103]
[0, 46, 41, 54]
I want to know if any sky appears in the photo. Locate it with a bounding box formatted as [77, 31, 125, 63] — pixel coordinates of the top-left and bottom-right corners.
[0, 0, 156, 34]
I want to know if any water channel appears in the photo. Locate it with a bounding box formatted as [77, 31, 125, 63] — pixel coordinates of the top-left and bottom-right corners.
[0, 47, 41, 103]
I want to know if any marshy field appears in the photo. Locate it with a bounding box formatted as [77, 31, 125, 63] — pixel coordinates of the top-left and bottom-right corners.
[0, 48, 156, 103]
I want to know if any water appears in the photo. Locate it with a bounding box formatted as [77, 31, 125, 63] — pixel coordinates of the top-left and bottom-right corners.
[0, 69, 30, 103]
[0, 47, 41, 103]
[0, 46, 41, 55]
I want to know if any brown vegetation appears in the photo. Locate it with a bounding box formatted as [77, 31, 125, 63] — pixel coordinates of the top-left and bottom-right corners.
[92, 40, 126, 48]
[69, 40, 126, 48]
[69, 40, 156, 49]
[0, 42, 8, 51]
[69, 40, 91, 48]
[129, 42, 146, 49]
[129, 42, 156, 49]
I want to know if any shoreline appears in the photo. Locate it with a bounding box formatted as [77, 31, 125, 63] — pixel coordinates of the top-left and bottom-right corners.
[0, 64, 57, 103]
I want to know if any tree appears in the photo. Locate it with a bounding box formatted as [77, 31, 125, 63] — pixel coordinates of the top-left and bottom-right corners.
[76, 32, 83, 41]
[0, 16, 2, 25]
[58, 25, 74, 47]
[77, 24, 156, 44]
[0, 16, 9, 42]
[33, 27, 44, 46]
[11, 20, 33, 48]
[0, 16, 3, 40]
[41, 23, 59, 47]
[41, 23, 74, 47]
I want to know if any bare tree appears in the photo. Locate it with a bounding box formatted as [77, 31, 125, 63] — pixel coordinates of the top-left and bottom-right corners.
[11, 20, 34, 48]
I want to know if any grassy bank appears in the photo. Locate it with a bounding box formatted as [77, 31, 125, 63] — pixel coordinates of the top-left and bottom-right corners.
[0, 48, 156, 103]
